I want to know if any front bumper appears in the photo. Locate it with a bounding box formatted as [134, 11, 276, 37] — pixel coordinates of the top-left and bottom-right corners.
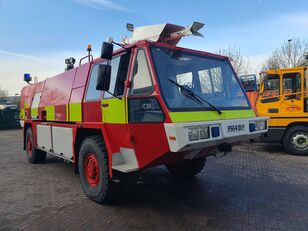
[164, 117, 268, 152]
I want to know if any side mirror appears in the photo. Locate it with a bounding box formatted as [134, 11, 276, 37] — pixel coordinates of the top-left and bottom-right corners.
[96, 64, 111, 91]
[101, 42, 114, 60]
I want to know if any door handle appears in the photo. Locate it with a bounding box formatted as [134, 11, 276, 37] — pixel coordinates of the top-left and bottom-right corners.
[102, 103, 109, 107]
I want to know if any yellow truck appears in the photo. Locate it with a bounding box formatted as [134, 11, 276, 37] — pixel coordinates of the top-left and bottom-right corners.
[257, 65, 308, 155]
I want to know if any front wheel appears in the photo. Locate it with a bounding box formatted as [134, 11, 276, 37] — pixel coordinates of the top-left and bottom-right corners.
[165, 157, 206, 179]
[78, 135, 114, 204]
[283, 125, 308, 156]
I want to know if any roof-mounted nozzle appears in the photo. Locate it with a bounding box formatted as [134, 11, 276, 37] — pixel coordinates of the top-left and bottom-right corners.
[124, 21, 205, 45]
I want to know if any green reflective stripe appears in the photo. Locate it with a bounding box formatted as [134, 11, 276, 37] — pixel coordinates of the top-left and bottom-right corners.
[221, 110, 256, 119]
[31, 108, 38, 118]
[45, 105, 55, 121]
[20, 108, 25, 120]
[69, 103, 82, 122]
[169, 110, 256, 123]
[102, 98, 126, 124]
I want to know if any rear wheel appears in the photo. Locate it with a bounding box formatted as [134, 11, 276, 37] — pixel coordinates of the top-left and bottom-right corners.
[25, 127, 46, 164]
[283, 125, 308, 156]
[165, 157, 206, 179]
[78, 135, 114, 204]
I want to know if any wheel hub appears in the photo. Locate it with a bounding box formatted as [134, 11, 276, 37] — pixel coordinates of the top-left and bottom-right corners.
[84, 153, 100, 186]
[291, 133, 308, 150]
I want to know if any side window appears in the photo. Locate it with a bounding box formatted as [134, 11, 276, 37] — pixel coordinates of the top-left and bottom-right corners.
[176, 72, 193, 88]
[104, 52, 131, 98]
[85, 65, 101, 101]
[129, 49, 153, 95]
[283, 73, 301, 100]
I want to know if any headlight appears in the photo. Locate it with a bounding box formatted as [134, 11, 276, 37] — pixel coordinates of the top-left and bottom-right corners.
[187, 127, 199, 141]
[187, 126, 210, 141]
[0, 105, 4, 110]
[199, 126, 210, 139]
[257, 121, 267, 130]
[250, 120, 267, 132]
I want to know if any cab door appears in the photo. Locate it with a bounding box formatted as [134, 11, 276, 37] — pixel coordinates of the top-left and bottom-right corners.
[279, 71, 303, 116]
[101, 52, 131, 125]
[257, 74, 281, 116]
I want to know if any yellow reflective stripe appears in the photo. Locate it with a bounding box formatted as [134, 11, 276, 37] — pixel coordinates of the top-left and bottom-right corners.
[102, 98, 126, 124]
[20, 108, 25, 120]
[45, 105, 55, 121]
[69, 103, 82, 122]
[31, 108, 38, 118]
[169, 110, 256, 123]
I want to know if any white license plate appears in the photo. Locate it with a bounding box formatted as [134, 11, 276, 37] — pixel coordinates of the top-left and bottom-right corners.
[227, 124, 245, 133]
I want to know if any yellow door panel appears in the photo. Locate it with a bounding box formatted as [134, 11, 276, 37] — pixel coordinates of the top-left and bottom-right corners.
[101, 98, 127, 124]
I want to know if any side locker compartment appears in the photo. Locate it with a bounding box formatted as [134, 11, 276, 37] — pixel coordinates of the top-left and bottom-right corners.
[37, 125, 52, 151]
[52, 127, 73, 161]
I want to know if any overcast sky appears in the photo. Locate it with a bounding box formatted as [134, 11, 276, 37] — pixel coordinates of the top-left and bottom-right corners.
[0, 0, 308, 95]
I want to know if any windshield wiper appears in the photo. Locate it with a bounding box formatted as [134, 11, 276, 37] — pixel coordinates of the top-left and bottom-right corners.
[168, 79, 222, 115]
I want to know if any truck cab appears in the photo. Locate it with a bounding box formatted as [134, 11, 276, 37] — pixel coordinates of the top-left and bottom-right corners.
[257, 66, 308, 155]
[239, 74, 258, 111]
[20, 22, 268, 203]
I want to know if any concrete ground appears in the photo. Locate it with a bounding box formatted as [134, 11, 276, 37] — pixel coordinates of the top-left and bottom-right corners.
[1, 129, 308, 231]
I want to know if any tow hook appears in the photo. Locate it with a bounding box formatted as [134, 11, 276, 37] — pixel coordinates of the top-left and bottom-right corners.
[214, 144, 232, 158]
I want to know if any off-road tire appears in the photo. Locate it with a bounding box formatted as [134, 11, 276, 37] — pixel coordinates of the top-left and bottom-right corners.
[25, 127, 46, 164]
[283, 125, 308, 156]
[165, 157, 206, 179]
[78, 135, 114, 204]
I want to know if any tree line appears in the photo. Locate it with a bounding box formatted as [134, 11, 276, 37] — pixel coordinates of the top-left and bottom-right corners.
[220, 38, 308, 76]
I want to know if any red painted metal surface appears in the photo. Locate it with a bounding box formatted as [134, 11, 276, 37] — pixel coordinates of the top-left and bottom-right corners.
[35, 80, 45, 93]
[40, 69, 76, 108]
[84, 153, 100, 186]
[20, 84, 36, 109]
[128, 123, 169, 168]
[82, 101, 102, 122]
[55, 104, 67, 121]
[70, 87, 85, 103]
[73, 62, 91, 88]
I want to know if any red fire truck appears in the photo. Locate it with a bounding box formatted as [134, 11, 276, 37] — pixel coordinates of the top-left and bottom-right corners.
[20, 22, 268, 203]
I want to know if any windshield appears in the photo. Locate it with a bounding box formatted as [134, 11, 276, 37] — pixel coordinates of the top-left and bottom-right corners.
[151, 46, 249, 111]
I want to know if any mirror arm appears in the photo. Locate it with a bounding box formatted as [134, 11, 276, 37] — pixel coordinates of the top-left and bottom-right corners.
[111, 41, 131, 52]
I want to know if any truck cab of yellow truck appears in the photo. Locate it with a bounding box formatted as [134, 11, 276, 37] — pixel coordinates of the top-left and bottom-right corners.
[257, 66, 308, 155]
[20, 22, 268, 203]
